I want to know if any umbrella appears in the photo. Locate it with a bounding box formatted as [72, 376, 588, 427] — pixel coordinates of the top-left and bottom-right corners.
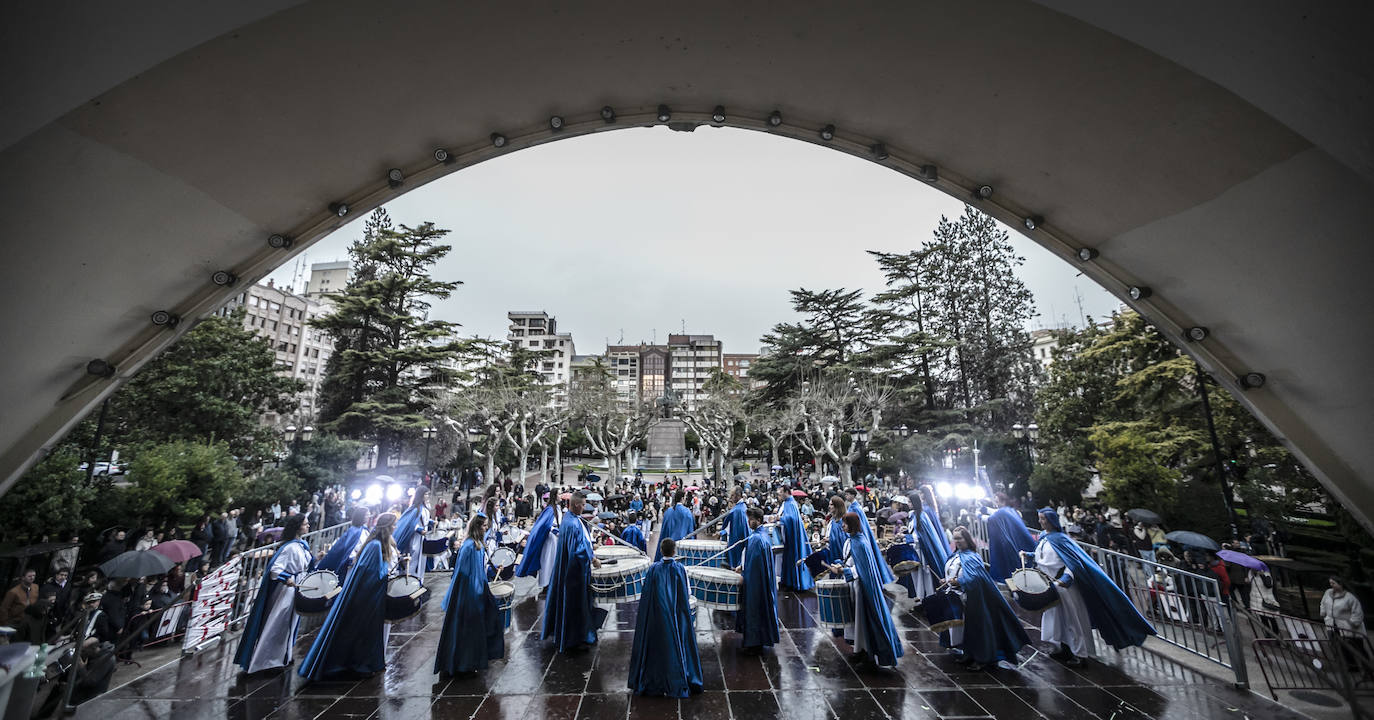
[734, 474, 748, 482]
[597, 511, 618, 521]
[888, 511, 910, 526]
[685, 485, 700, 491]
[1126, 508, 1164, 525]
[150, 540, 202, 563]
[542, 492, 549, 499]
[586, 492, 604, 501]
[374, 475, 395, 483]
[586, 473, 602, 482]
[1217, 549, 1269, 572]
[820, 475, 839, 484]
[1166, 530, 1220, 551]
[791, 489, 808, 497]
[100, 550, 174, 579]
[771, 465, 783, 470]
[606, 494, 626, 501]
[854, 485, 869, 492]
[641, 477, 662, 484]
[891, 495, 911, 506]
[559, 492, 572, 500]
[257, 526, 284, 542]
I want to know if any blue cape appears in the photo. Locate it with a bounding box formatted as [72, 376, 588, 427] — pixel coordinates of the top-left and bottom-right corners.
[722, 501, 749, 568]
[954, 549, 1030, 664]
[393, 506, 424, 553]
[923, 505, 950, 549]
[515, 504, 559, 578]
[235, 539, 311, 670]
[435, 538, 504, 674]
[914, 512, 951, 589]
[985, 507, 1037, 583]
[777, 498, 815, 591]
[627, 558, 703, 697]
[541, 512, 606, 651]
[1040, 530, 1156, 649]
[655, 504, 695, 561]
[848, 501, 895, 585]
[734, 527, 780, 648]
[827, 518, 847, 564]
[621, 524, 647, 553]
[316, 525, 366, 579]
[844, 533, 905, 667]
[299, 539, 389, 680]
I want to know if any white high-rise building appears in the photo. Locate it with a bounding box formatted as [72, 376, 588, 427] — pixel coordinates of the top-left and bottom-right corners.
[507, 311, 576, 407]
[668, 334, 722, 410]
[217, 278, 335, 425]
[305, 260, 350, 300]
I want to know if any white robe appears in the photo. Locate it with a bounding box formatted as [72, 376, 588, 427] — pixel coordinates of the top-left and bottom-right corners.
[537, 507, 562, 588]
[905, 516, 938, 599]
[246, 541, 312, 672]
[1035, 538, 1093, 657]
[942, 554, 965, 647]
[838, 539, 876, 656]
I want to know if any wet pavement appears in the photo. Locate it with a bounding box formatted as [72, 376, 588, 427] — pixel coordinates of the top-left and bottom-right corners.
[76, 572, 1320, 719]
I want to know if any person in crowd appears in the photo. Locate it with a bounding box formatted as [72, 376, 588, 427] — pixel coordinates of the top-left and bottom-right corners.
[543, 491, 605, 653]
[41, 569, 72, 623]
[621, 512, 647, 553]
[828, 512, 904, 668]
[826, 496, 848, 566]
[96, 584, 127, 647]
[317, 507, 370, 581]
[435, 514, 505, 677]
[627, 537, 703, 697]
[984, 492, 1037, 584]
[149, 580, 175, 610]
[2, 567, 39, 625]
[1129, 522, 1155, 562]
[845, 490, 895, 587]
[656, 490, 696, 561]
[516, 496, 564, 592]
[1321, 576, 1371, 675]
[223, 509, 242, 563]
[133, 529, 157, 552]
[14, 596, 52, 644]
[190, 518, 212, 562]
[734, 507, 780, 655]
[99, 530, 128, 564]
[299, 512, 397, 681]
[1146, 524, 1168, 555]
[393, 486, 431, 582]
[1206, 553, 1232, 603]
[1028, 508, 1155, 666]
[236, 514, 313, 674]
[773, 485, 815, 592]
[943, 526, 1029, 670]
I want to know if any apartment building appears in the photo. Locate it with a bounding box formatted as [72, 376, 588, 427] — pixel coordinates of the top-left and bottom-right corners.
[507, 311, 576, 407]
[667, 334, 722, 410]
[217, 278, 334, 424]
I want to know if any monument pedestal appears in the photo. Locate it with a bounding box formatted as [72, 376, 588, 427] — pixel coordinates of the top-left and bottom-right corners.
[643, 419, 687, 470]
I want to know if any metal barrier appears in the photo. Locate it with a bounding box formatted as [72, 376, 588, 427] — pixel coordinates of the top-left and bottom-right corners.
[967, 516, 1247, 687]
[228, 521, 348, 628]
[1251, 635, 1373, 718]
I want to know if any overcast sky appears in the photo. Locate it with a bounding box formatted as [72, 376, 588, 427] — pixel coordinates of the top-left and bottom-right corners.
[266, 127, 1120, 355]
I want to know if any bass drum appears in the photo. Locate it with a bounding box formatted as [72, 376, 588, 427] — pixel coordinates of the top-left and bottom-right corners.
[294, 570, 340, 616]
[383, 574, 429, 624]
[1007, 567, 1060, 613]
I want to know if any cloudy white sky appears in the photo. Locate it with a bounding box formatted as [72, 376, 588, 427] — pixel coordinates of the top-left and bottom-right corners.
[266, 127, 1120, 355]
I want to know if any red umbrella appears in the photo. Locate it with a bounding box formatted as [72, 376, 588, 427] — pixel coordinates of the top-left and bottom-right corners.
[854, 485, 869, 492]
[791, 489, 808, 497]
[150, 540, 202, 563]
[685, 485, 700, 491]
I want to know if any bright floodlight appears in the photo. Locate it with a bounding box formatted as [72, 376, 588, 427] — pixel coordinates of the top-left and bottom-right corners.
[936, 481, 954, 498]
[972, 485, 988, 500]
[954, 483, 974, 500]
[350, 488, 362, 500]
[365, 484, 383, 503]
[406, 487, 416, 497]
[386, 484, 404, 502]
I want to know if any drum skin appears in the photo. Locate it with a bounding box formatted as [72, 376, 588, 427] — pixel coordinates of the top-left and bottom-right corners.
[294, 570, 340, 616]
[1007, 567, 1060, 613]
[383, 575, 428, 623]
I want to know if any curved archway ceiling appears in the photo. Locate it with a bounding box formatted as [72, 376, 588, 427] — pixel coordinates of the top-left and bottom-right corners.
[1, 1, 1370, 530]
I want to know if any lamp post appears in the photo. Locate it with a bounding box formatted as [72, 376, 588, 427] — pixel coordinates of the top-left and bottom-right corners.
[849, 427, 870, 481]
[466, 427, 484, 517]
[1011, 423, 1037, 492]
[421, 426, 436, 486]
[1195, 361, 1241, 541]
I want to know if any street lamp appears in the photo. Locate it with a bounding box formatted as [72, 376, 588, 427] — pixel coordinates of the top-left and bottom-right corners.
[466, 427, 485, 517]
[421, 426, 436, 486]
[899, 424, 910, 438]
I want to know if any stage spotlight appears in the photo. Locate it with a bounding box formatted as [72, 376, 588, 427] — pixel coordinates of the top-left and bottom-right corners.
[767, 110, 783, 127]
[819, 124, 835, 141]
[549, 115, 565, 131]
[712, 106, 726, 123]
[1128, 286, 1152, 300]
[1023, 215, 1043, 231]
[329, 202, 349, 217]
[1076, 247, 1099, 262]
[86, 359, 116, 377]
[211, 270, 237, 286]
[1238, 372, 1266, 389]
[870, 143, 889, 160]
[387, 168, 404, 188]
[974, 184, 993, 199]
[150, 310, 180, 327]
[936, 481, 954, 499]
[433, 148, 452, 163]
[490, 133, 507, 148]
[350, 488, 362, 501]
[1186, 326, 1209, 342]
[657, 104, 672, 122]
[267, 233, 291, 249]
[600, 106, 616, 123]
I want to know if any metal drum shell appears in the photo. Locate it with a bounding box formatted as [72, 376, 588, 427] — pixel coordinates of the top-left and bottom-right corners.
[686, 566, 743, 611]
[815, 578, 854, 628]
[293, 570, 340, 616]
[383, 574, 429, 624]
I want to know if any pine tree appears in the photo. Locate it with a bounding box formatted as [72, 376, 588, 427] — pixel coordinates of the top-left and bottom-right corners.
[313, 210, 474, 465]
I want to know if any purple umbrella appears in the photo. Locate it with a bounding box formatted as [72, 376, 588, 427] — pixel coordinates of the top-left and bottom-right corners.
[888, 511, 910, 526]
[256, 526, 284, 542]
[1217, 549, 1268, 572]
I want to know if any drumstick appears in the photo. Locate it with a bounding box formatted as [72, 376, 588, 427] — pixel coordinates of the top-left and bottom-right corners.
[588, 523, 649, 556]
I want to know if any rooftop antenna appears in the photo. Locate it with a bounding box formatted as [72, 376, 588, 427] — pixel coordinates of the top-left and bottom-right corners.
[618, 329, 624, 344]
[681, 318, 686, 333]
[1074, 286, 1087, 327]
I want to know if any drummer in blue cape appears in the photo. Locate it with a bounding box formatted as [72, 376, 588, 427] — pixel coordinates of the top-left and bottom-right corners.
[542, 491, 607, 653]
[942, 526, 1031, 671]
[824, 512, 905, 668]
[732, 506, 781, 655]
[1022, 507, 1156, 666]
[627, 537, 703, 697]
[435, 513, 505, 678]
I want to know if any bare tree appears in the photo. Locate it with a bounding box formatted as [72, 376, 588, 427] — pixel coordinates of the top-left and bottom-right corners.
[574, 385, 653, 481]
[795, 372, 892, 483]
[756, 406, 800, 472]
[681, 371, 752, 482]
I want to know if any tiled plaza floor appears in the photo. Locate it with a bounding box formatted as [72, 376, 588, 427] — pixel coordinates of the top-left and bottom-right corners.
[75, 572, 1318, 720]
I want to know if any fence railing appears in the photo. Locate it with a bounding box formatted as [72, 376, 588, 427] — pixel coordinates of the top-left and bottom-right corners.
[1251, 635, 1373, 719]
[967, 516, 1247, 687]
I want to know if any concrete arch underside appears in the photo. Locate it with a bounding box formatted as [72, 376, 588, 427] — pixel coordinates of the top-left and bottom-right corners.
[0, 1, 1371, 529]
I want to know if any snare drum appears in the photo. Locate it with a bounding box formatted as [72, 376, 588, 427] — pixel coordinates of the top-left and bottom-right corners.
[421, 530, 450, 556]
[921, 590, 965, 632]
[594, 545, 642, 564]
[1007, 567, 1060, 613]
[685, 566, 743, 611]
[802, 549, 831, 578]
[677, 539, 726, 568]
[383, 574, 429, 623]
[815, 578, 854, 628]
[591, 556, 649, 605]
[489, 546, 517, 581]
[294, 570, 340, 616]
[489, 580, 515, 629]
[885, 542, 922, 577]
